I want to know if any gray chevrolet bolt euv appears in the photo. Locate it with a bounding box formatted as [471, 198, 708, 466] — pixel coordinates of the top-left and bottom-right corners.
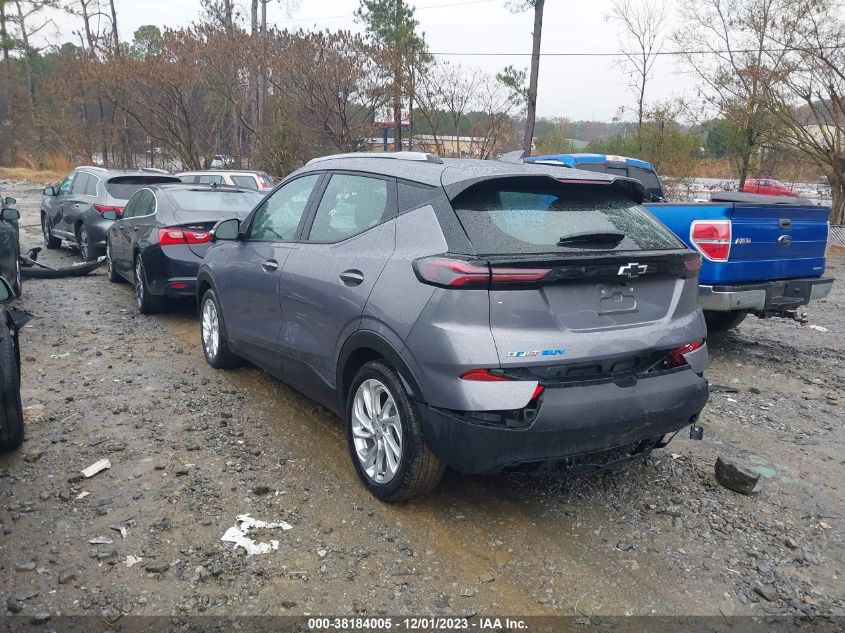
[196, 152, 710, 502]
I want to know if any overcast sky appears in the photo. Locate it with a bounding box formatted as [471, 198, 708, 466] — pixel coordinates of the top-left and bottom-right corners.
[40, 0, 700, 121]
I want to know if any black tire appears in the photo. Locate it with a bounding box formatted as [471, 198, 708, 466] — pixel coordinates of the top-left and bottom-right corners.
[41, 214, 60, 249]
[704, 310, 747, 333]
[0, 330, 24, 452]
[199, 289, 242, 368]
[345, 360, 444, 503]
[78, 225, 102, 262]
[134, 255, 163, 315]
[106, 240, 122, 283]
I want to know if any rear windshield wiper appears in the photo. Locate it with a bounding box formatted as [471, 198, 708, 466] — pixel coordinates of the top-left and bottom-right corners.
[556, 231, 626, 247]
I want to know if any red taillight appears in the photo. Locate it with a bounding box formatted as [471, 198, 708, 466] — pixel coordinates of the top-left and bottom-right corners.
[93, 204, 124, 217]
[460, 369, 545, 402]
[460, 368, 510, 382]
[158, 227, 212, 246]
[490, 267, 552, 283]
[669, 339, 704, 366]
[413, 257, 550, 288]
[691, 220, 731, 262]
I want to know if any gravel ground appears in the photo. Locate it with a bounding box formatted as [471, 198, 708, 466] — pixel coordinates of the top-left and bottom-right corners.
[0, 178, 842, 623]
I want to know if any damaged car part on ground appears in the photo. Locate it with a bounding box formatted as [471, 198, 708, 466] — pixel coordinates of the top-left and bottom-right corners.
[196, 153, 711, 502]
[19, 247, 106, 279]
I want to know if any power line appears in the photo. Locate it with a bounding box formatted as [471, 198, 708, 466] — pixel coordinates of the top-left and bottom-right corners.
[421, 45, 845, 57]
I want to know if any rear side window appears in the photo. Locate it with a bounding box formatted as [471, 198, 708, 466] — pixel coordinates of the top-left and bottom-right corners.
[178, 175, 198, 184]
[452, 181, 682, 255]
[71, 172, 91, 195]
[197, 174, 224, 185]
[166, 189, 264, 212]
[123, 189, 156, 218]
[231, 175, 258, 189]
[106, 176, 180, 199]
[308, 174, 390, 242]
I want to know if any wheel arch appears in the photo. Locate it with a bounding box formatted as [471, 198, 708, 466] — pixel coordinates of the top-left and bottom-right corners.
[336, 331, 425, 415]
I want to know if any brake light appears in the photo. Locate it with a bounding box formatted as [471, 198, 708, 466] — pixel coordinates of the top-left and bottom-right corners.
[691, 220, 731, 262]
[158, 227, 212, 246]
[93, 204, 124, 217]
[460, 369, 545, 401]
[413, 257, 551, 288]
[460, 368, 509, 382]
[669, 340, 704, 366]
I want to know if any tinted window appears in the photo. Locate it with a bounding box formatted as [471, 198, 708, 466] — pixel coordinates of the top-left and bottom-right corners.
[105, 176, 179, 199]
[248, 175, 319, 241]
[124, 189, 156, 218]
[308, 174, 389, 242]
[85, 174, 99, 196]
[452, 181, 682, 255]
[197, 175, 224, 185]
[231, 175, 258, 189]
[58, 173, 76, 196]
[398, 181, 436, 213]
[71, 172, 91, 195]
[166, 189, 264, 212]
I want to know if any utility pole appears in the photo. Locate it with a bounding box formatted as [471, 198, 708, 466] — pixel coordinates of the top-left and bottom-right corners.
[522, 0, 544, 156]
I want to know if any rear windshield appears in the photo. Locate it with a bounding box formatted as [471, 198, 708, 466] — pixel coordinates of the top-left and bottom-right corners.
[165, 189, 265, 212]
[572, 163, 663, 199]
[452, 181, 682, 256]
[106, 176, 180, 199]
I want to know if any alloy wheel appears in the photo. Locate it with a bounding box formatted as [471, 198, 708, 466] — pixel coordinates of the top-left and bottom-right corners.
[42, 217, 50, 244]
[201, 298, 220, 359]
[351, 379, 403, 484]
[79, 227, 89, 260]
[134, 258, 144, 308]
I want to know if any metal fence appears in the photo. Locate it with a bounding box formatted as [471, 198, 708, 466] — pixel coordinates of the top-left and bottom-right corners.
[831, 225, 845, 246]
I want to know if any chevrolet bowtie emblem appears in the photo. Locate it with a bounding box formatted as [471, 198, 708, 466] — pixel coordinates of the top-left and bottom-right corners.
[618, 263, 648, 278]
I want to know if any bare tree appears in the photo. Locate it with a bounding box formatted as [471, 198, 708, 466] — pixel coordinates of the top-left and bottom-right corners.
[609, 0, 667, 149]
[761, 0, 845, 222]
[507, 0, 544, 155]
[10, 1, 58, 126]
[675, 0, 791, 188]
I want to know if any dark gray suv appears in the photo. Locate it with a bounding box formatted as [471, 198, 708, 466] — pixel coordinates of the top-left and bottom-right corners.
[197, 153, 710, 502]
[41, 167, 180, 261]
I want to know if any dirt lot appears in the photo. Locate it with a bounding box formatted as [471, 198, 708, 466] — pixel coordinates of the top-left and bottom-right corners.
[0, 178, 842, 623]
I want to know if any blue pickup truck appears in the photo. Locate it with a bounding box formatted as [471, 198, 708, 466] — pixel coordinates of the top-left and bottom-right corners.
[524, 153, 833, 331]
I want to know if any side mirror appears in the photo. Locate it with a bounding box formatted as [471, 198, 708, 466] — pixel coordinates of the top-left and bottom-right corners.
[4, 196, 16, 206]
[0, 277, 13, 303]
[1, 208, 20, 221]
[101, 210, 118, 221]
[211, 218, 240, 241]
[43, 186, 56, 197]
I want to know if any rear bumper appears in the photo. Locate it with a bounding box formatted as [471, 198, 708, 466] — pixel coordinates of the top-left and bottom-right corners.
[143, 245, 200, 297]
[418, 367, 709, 475]
[699, 277, 833, 311]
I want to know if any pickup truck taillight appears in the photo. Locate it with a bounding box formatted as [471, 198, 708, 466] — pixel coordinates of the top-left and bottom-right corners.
[691, 220, 731, 262]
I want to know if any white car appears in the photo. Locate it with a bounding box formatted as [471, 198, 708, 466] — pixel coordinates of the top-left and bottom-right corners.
[176, 170, 274, 190]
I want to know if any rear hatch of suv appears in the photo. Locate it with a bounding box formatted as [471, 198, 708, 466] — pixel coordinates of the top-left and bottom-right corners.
[444, 176, 703, 370]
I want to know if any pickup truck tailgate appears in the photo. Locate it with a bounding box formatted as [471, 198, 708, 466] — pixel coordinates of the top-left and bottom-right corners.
[725, 204, 827, 283]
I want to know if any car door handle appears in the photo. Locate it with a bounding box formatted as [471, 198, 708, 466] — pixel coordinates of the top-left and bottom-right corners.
[340, 269, 364, 286]
[262, 259, 279, 272]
